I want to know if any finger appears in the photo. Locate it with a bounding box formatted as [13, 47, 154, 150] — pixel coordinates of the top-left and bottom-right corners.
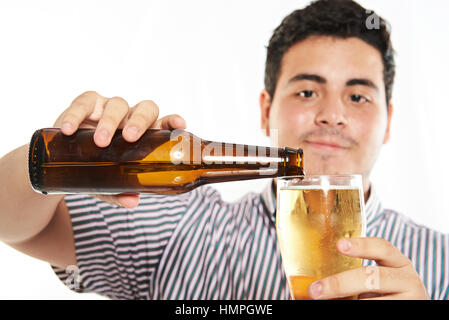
[94, 96, 130, 147]
[122, 100, 160, 142]
[114, 193, 140, 208]
[150, 114, 187, 130]
[308, 265, 409, 300]
[337, 237, 411, 268]
[360, 293, 419, 300]
[58, 91, 107, 135]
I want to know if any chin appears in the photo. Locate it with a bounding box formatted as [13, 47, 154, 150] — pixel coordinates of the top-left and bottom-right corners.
[302, 151, 359, 175]
[304, 164, 356, 176]
[305, 169, 348, 175]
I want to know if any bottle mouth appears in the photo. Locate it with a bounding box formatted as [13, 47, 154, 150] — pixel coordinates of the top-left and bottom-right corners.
[282, 147, 304, 176]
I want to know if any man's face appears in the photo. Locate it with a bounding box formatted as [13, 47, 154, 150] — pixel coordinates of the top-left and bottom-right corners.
[260, 36, 392, 184]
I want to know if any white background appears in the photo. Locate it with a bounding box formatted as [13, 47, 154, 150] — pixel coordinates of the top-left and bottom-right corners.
[0, 0, 448, 299]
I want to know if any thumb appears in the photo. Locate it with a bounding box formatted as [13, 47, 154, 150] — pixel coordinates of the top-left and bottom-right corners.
[92, 193, 140, 208]
[114, 193, 140, 208]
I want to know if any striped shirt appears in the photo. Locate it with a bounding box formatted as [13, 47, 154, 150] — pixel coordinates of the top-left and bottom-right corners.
[52, 181, 449, 300]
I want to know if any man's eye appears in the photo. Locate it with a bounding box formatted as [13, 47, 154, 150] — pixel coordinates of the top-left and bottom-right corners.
[350, 94, 368, 103]
[296, 90, 315, 98]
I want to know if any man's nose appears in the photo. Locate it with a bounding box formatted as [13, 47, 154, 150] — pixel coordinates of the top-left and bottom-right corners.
[314, 96, 348, 127]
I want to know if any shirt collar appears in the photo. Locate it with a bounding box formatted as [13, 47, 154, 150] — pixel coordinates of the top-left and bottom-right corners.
[363, 184, 384, 226]
[260, 179, 384, 226]
[261, 179, 277, 220]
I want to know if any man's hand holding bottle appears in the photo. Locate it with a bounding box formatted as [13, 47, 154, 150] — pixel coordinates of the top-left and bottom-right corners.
[52, 91, 187, 208]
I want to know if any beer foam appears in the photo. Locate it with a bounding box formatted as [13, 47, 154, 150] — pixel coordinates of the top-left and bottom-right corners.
[279, 186, 359, 190]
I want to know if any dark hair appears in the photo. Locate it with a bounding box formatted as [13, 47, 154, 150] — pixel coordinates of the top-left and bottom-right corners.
[264, 0, 395, 106]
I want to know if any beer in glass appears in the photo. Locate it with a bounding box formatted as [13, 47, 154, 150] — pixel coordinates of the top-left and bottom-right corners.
[276, 175, 366, 300]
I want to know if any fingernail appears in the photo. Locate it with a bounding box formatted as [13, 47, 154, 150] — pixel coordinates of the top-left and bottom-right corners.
[340, 239, 352, 252]
[310, 281, 322, 298]
[126, 126, 139, 139]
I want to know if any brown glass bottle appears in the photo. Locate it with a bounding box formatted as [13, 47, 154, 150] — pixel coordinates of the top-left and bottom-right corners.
[28, 128, 304, 195]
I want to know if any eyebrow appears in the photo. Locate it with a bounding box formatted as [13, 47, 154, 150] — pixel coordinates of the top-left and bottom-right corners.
[286, 73, 379, 92]
[287, 73, 326, 85]
[346, 78, 379, 92]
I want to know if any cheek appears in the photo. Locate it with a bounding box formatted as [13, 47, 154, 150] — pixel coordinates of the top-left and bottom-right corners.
[352, 112, 387, 152]
[270, 104, 314, 143]
[270, 102, 312, 131]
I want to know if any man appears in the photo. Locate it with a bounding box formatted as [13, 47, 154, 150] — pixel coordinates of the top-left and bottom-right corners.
[0, 0, 447, 299]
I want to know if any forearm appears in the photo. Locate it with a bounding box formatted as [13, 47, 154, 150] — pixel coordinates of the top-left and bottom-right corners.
[0, 144, 64, 244]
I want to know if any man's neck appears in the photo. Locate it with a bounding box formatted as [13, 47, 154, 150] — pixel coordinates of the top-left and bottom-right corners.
[364, 185, 371, 204]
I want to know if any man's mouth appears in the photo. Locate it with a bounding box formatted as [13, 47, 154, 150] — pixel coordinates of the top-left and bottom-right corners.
[304, 139, 351, 151]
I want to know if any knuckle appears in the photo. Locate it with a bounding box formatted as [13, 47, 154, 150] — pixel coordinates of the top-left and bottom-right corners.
[106, 97, 130, 114]
[81, 90, 99, 98]
[142, 99, 157, 108]
[64, 110, 83, 123]
[105, 97, 130, 117]
[77, 102, 91, 114]
[129, 112, 149, 127]
[171, 113, 182, 119]
[68, 101, 91, 118]
[168, 113, 183, 124]
[99, 114, 118, 127]
[376, 238, 395, 256]
[71, 91, 98, 106]
[62, 114, 78, 125]
[109, 96, 129, 107]
[74, 91, 99, 105]
[139, 100, 159, 118]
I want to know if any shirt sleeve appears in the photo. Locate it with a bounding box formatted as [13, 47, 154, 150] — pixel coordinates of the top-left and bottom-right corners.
[51, 191, 192, 300]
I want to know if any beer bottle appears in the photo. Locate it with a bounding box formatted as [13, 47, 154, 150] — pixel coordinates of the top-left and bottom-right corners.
[28, 128, 304, 195]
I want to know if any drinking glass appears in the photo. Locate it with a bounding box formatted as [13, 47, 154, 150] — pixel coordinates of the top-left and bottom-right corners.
[276, 175, 366, 300]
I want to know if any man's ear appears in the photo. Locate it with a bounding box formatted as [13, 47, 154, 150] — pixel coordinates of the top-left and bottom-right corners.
[383, 103, 394, 144]
[259, 89, 271, 137]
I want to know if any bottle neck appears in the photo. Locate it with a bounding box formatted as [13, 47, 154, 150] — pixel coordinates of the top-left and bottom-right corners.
[282, 147, 304, 176]
[196, 143, 304, 184]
